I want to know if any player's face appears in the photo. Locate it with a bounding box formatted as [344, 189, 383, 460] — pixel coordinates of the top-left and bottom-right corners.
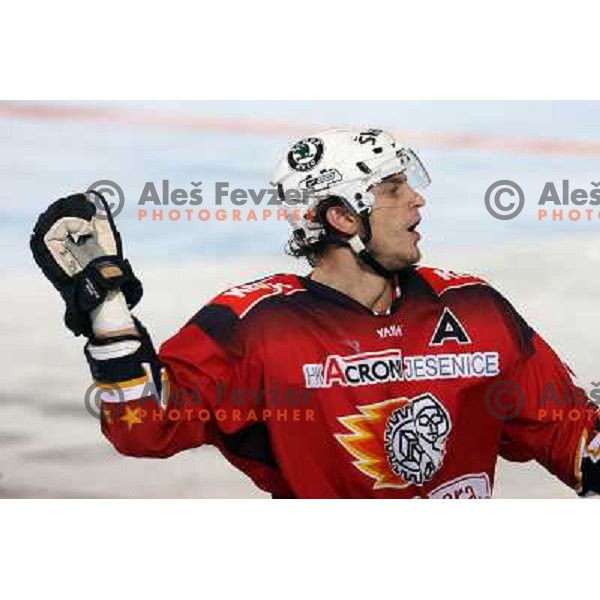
[367, 174, 426, 270]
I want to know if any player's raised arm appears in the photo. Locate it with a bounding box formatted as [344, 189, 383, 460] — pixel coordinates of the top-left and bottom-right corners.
[29, 193, 235, 459]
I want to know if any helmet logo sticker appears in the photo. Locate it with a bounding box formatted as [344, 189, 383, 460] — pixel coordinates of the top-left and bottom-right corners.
[354, 128, 383, 145]
[299, 168, 342, 192]
[287, 137, 324, 172]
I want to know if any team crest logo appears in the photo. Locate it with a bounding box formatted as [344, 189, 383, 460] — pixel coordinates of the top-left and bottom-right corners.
[336, 393, 452, 489]
[287, 137, 324, 172]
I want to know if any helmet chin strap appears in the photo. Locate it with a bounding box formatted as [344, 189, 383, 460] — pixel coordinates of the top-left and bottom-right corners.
[327, 235, 394, 278]
[324, 205, 395, 279]
[347, 234, 395, 279]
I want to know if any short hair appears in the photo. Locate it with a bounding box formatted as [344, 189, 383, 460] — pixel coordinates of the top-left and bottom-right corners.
[285, 173, 407, 266]
[285, 197, 348, 267]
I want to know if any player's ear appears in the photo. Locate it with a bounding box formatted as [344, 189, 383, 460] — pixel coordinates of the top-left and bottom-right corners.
[324, 204, 360, 236]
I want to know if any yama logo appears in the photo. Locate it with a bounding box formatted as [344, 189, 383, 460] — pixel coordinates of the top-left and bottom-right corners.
[376, 324, 402, 339]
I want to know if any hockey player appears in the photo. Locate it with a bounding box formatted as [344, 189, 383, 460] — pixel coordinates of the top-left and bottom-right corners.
[30, 128, 600, 498]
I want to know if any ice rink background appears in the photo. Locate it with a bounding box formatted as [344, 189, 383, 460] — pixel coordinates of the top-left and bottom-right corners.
[1, 101, 599, 498]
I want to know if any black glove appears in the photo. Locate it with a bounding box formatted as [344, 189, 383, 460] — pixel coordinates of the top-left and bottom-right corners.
[30, 191, 142, 337]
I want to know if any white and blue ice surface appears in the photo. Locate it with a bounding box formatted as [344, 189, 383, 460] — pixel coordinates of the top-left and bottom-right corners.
[2, 100, 600, 272]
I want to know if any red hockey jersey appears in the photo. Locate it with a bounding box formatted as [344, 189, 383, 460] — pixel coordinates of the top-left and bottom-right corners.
[99, 267, 599, 498]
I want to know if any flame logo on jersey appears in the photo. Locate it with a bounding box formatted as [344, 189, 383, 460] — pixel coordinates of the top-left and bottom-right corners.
[335, 393, 452, 489]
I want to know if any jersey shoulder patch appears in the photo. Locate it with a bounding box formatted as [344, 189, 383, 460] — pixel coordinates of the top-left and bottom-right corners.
[416, 266, 488, 296]
[210, 273, 306, 318]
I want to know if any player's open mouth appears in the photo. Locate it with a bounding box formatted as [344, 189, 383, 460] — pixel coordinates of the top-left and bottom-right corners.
[407, 219, 421, 241]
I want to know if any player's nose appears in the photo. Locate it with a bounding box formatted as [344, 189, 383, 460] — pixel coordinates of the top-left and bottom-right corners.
[412, 191, 426, 207]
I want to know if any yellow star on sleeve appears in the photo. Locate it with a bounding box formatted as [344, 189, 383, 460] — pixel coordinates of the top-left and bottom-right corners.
[120, 405, 145, 431]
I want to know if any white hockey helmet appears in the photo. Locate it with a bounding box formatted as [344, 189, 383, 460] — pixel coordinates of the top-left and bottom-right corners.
[272, 128, 431, 254]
